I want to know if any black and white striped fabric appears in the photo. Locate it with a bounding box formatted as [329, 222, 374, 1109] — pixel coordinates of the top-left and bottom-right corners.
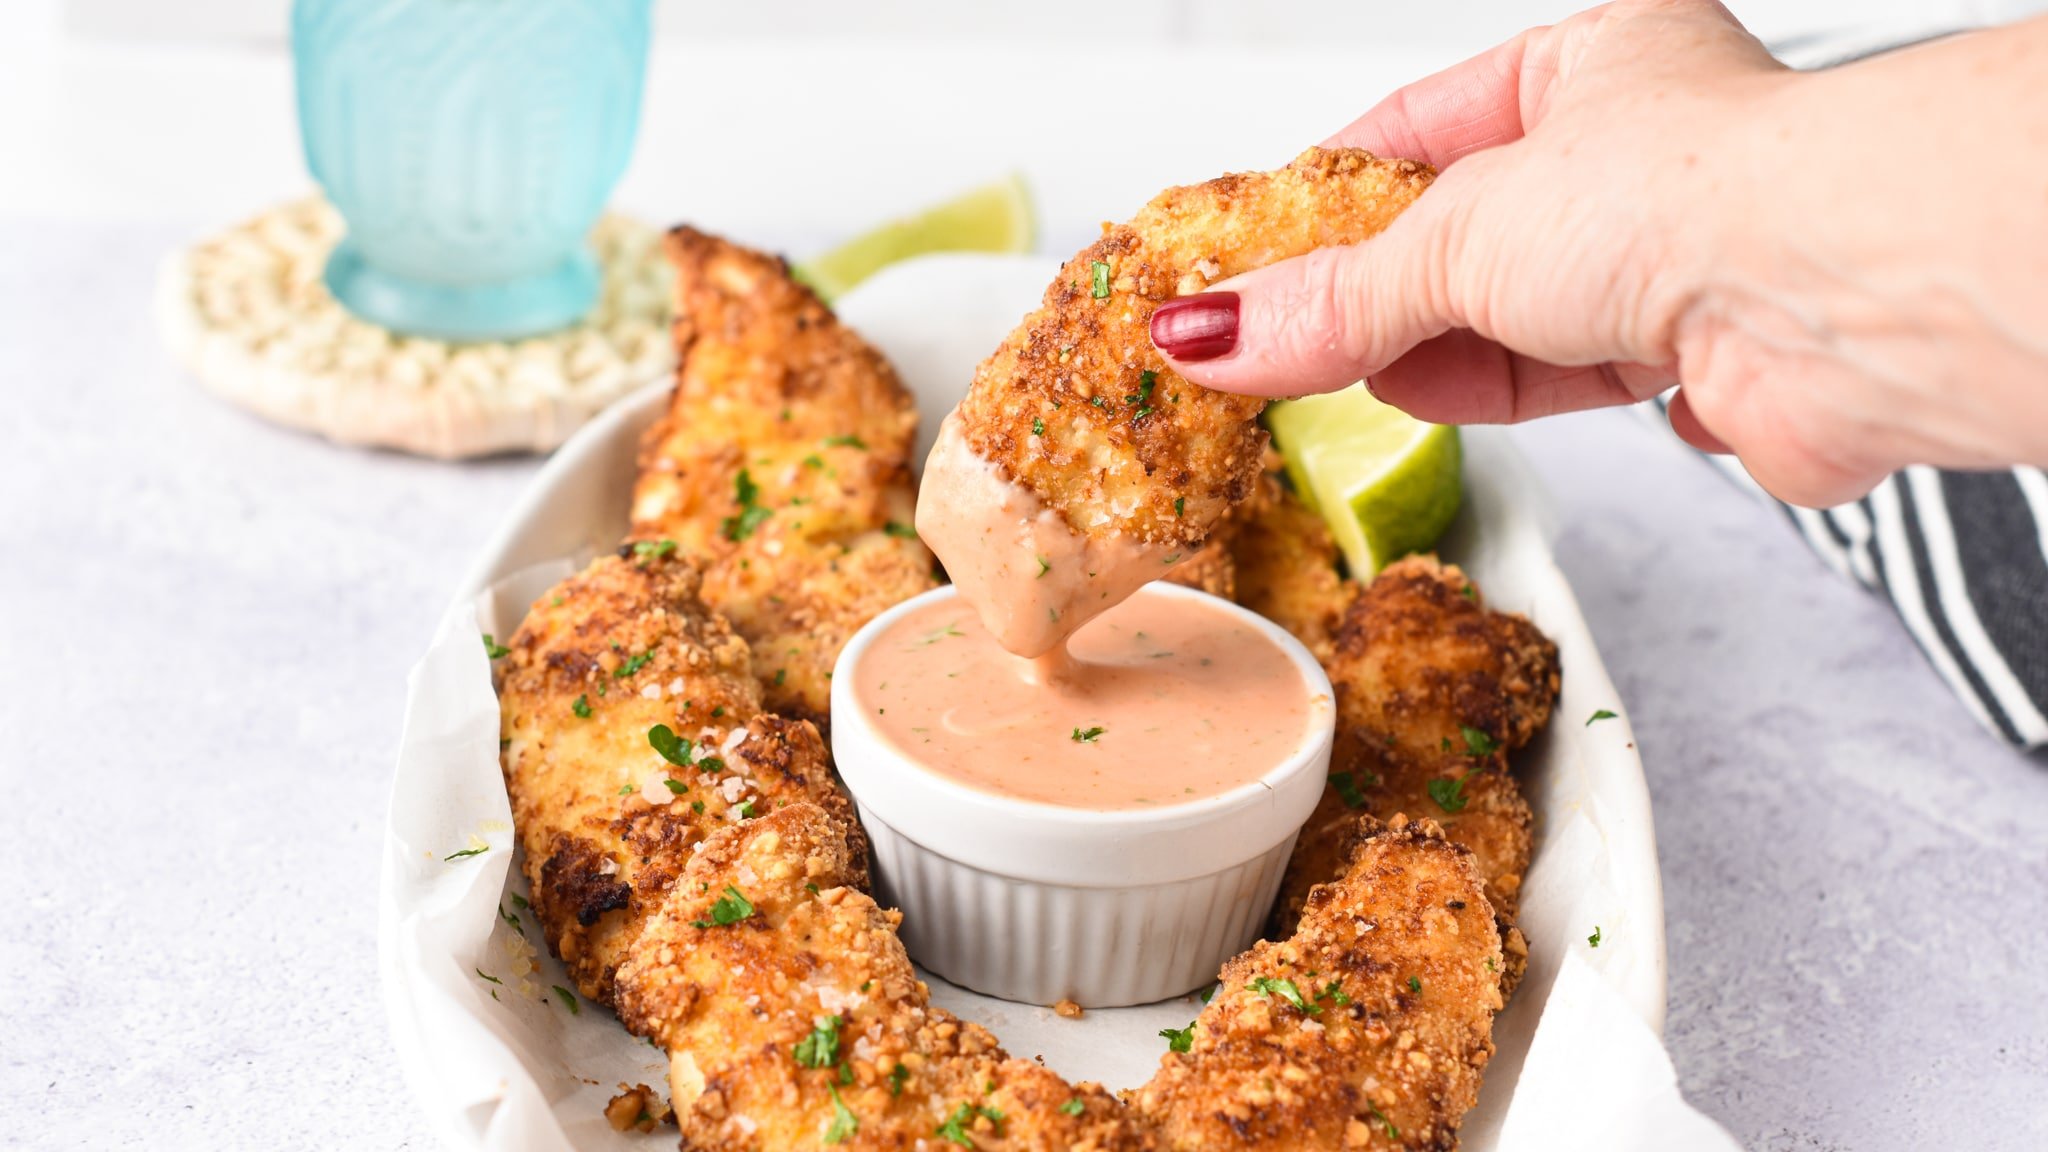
[1656, 401, 2048, 748]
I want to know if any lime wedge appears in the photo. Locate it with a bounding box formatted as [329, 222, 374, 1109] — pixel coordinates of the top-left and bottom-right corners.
[794, 172, 1036, 302]
[1265, 386, 1463, 579]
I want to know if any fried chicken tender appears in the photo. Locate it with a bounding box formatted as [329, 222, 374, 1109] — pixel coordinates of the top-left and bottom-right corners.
[1273, 557, 1559, 937]
[1131, 817, 1505, 1151]
[496, 550, 864, 1004]
[920, 149, 1432, 655]
[616, 804, 1153, 1152]
[957, 147, 1431, 550]
[1227, 465, 1356, 665]
[632, 227, 936, 729]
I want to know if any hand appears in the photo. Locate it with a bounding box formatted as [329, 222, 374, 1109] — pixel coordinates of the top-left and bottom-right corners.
[1148, 1, 2048, 507]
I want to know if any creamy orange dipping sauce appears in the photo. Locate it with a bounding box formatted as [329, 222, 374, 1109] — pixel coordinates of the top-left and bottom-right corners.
[853, 584, 1323, 810]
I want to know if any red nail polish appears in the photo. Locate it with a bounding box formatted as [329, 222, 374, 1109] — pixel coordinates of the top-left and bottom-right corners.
[1150, 292, 1240, 362]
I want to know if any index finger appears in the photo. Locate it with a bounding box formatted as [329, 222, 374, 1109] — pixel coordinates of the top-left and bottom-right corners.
[1322, 27, 1547, 166]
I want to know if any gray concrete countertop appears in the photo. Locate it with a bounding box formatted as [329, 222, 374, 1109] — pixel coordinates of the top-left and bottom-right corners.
[4, 219, 2044, 1150]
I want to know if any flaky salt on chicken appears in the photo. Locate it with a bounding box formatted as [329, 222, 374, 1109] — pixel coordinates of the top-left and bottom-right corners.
[1131, 817, 1506, 1151]
[918, 148, 1433, 655]
[632, 228, 937, 730]
[495, 550, 863, 1004]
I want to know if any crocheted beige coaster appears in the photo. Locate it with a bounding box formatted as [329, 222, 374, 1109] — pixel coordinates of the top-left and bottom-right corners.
[156, 197, 675, 459]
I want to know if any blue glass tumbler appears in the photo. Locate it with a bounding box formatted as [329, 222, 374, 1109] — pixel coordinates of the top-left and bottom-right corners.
[292, 0, 652, 342]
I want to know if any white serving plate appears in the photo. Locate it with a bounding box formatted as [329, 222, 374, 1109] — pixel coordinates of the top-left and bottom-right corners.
[381, 254, 1667, 1152]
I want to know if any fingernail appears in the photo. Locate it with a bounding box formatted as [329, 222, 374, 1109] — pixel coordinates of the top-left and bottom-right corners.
[1150, 292, 1240, 362]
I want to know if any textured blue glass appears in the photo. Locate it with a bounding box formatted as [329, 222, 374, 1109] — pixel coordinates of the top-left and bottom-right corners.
[293, 0, 652, 341]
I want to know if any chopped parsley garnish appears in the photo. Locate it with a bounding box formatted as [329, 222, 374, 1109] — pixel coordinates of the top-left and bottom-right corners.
[632, 538, 677, 559]
[663, 779, 688, 795]
[614, 650, 655, 679]
[1317, 981, 1350, 1006]
[647, 724, 693, 767]
[838, 1062, 854, 1085]
[803, 453, 824, 469]
[1200, 982, 1219, 1004]
[444, 845, 489, 862]
[915, 624, 964, 647]
[937, 1102, 1004, 1147]
[823, 434, 868, 449]
[793, 1014, 842, 1068]
[1368, 1102, 1399, 1139]
[1071, 726, 1105, 743]
[572, 694, 591, 718]
[1089, 260, 1111, 298]
[509, 892, 529, 910]
[884, 521, 918, 538]
[1159, 1022, 1196, 1052]
[888, 1064, 911, 1096]
[1588, 925, 1603, 948]
[553, 985, 580, 1015]
[617, 783, 635, 796]
[1459, 724, 1499, 756]
[691, 800, 706, 813]
[1059, 1098, 1085, 1117]
[1129, 370, 1157, 420]
[1427, 770, 1475, 813]
[1330, 770, 1373, 809]
[735, 799, 757, 819]
[1460, 583, 1477, 600]
[1407, 976, 1422, 994]
[482, 634, 511, 659]
[1089, 395, 1107, 408]
[498, 903, 523, 934]
[475, 968, 501, 984]
[1174, 496, 1184, 518]
[824, 1084, 858, 1144]
[1032, 416, 1044, 436]
[691, 884, 756, 928]
[1036, 555, 1052, 578]
[1587, 709, 1618, 725]
[721, 469, 772, 542]
[1246, 976, 1320, 1015]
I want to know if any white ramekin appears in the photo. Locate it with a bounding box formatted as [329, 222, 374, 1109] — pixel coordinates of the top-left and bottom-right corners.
[830, 582, 1335, 1007]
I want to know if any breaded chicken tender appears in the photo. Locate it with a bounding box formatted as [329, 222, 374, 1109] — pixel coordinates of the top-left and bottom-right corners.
[1273, 557, 1559, 937]
[919, 148, 1432, 656]
[616, 804, 1153, 1152]
[632, 228, 936, 729]
[496, 551, 863, 1004]
[1227, 464, 1356, 665]
[1131, 817, 1505, 1151]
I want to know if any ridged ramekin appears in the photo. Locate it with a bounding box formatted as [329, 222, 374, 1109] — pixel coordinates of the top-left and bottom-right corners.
[830, 583, 1335, 1007]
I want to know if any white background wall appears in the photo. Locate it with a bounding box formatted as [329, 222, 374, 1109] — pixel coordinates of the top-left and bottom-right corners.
[7, 0, 2037, 239]
[55, 0, 2017, 49]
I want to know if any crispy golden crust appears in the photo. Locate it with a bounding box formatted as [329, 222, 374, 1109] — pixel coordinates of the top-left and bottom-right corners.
[1273, 558, 1560, 935]
[497, 551, 864, 1004]
[1131, 818, 1504, 1151]
[616, 804, 1154, 1152]
[631, 227, 937, 729]
[956, 148, 1433, 551]
[1228, 467, 1356, 665]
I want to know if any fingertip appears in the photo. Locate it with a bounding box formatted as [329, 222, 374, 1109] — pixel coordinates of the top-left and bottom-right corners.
[1666, 389, 1733, 455]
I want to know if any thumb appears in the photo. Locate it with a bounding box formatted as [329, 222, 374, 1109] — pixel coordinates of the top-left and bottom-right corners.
[1149, 195, 1463, 399]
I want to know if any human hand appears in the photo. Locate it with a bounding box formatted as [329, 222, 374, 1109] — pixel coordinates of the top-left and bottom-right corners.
[1148, 1, 2048, 507]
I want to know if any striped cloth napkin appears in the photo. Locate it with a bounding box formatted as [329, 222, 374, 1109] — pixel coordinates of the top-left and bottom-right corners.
[1658, 401, 2048, 748]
